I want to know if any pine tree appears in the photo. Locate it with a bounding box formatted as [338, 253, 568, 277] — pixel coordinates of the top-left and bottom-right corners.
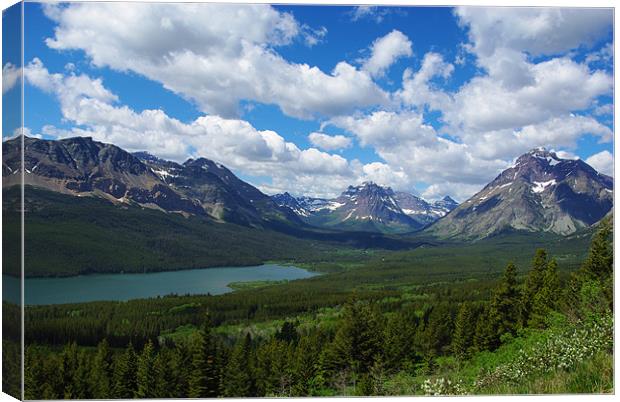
[521, 249, 548, 325]
[581, 218, 613, 281]
[152, 351, 168, 398]
[111, 343, 137, 398]
[383, 312, 415, 371]
[325, 301, 383, 377]
[60, 342, 79, 399]
[452, 302, 476, 360]
[89, 339, 112, 398]
[489, 262, 521, 339]
[188, 315, 220, 397]
[528, 258, 560, 328]
[135, 340, 156, 398]
[222, 333, 254, 397]
[473, 304, 497, 351]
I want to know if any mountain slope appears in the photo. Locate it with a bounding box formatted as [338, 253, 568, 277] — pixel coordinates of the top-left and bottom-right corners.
[428, 148, 613, 239]
[2, 136, 300, 228]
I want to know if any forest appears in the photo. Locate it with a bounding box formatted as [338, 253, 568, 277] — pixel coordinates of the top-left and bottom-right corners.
[13, 218, 613, 398]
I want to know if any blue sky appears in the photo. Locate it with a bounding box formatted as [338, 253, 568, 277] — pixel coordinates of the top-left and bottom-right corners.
[3, 2, 614, 200]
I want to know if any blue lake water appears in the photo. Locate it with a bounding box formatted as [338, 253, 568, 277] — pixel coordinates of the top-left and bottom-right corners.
[2, 264, 317, 305]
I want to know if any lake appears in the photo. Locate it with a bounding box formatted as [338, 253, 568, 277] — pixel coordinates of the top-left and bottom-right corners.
[2, 264, 318, 305]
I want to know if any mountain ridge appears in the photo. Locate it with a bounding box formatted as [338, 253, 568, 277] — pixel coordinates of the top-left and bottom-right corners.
[427, 148, 613, 239]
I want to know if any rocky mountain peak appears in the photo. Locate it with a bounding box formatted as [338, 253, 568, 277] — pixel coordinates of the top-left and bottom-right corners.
[428, 148, 613, 239]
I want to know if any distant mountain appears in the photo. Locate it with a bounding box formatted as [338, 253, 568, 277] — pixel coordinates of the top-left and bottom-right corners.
[272, 182, 457, 233]
[428, 148, 613, 239]
[2, 136, 300, 228]
[394, 193, 458, 225]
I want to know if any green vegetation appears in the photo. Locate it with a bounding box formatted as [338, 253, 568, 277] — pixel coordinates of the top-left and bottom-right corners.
[8, 186, 393, 277]
[21, 217, 613, 397]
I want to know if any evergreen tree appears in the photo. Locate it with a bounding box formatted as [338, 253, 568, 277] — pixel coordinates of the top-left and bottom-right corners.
[528, 258, 560, 328]
[59, 342, 79, 399]
[581, 218, 613, 281]
[275, 321, 299, 344]
[521, 249, 548, 325]
[489, 263, 521, 338]
[291, 334, 321, 396]
[188, 318, 220, 398]
[383, 311, 415, 371]
[89, 339, 112, 398]
[452, 302, 476, 360]
[152, 351, 168, 398]
[111, 343, 137, 398]
[324, 301, 383, 378]
[473, 304, 497, 351]
[135, 340, 156, 398]
[222, 333, 254, 397]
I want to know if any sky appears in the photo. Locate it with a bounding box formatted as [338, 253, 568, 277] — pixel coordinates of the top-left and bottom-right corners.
[2, 2, 614, 201]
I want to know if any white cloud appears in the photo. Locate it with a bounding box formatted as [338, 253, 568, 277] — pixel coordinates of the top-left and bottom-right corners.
[362, 30, 412, 78]
[461, 114, 613, 161]
[2, 63, 20, 94]
[360, 162, 410, 190]
[585, 150, 613, 177]
[25, 59, 411, 198]
[422, 182, 482, 203]
[455, 7, 612, 59]
[308, 132, 352, 151]
[593, 103, 613, 116]
[398, 52, 454, 111]
[444, 57, 612, 133]
[330, 110, 508, 188]
[585, 42, 613, 66]
[350, 6, 394, 24]
[43, 2, 387, 119]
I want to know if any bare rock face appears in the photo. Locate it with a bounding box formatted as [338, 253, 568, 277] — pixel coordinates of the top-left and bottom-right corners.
[3, 136, 300, 227]
[428, 148, 613, 239]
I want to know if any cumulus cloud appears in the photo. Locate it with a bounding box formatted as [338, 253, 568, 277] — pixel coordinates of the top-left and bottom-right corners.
[308, 132, 352, 151]
[26, 59, 411, 197]
[43, 2, 387, 119]
[330, 110, 508, 189]
[443, 57, 612, 133]
[398, 52, 454, 111]
[455, 7, 612, 59]
[585, 150, 614, 177]
[2, 63, 21, 94]
[362, 30, 412, 77]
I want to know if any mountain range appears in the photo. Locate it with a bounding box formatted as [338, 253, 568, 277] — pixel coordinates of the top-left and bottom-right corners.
[272, 183, 458, 233]
[2, 137, 613, 239]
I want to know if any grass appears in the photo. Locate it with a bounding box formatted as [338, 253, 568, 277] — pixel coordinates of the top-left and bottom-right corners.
[481, 351, 613, 394]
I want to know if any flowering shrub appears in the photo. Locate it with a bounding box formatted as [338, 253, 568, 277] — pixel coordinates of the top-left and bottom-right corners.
[421, 377, 466, 396]
[473, 313, 613, 390]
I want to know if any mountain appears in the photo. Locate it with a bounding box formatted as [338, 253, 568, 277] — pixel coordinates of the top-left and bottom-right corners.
[272, 183, 458, 233]
[271, 192, 312, 217]
[394, 193, 458, 226]
[428, 148, 613, 239]
[273, 182, 427, 233]
[2, 136, 300, 228]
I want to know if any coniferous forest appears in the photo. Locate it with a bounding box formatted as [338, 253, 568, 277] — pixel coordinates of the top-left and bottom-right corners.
[11, 219, 613, 398]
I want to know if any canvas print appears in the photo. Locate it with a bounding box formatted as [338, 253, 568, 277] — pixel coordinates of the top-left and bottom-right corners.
[1, 1, 614, 399]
